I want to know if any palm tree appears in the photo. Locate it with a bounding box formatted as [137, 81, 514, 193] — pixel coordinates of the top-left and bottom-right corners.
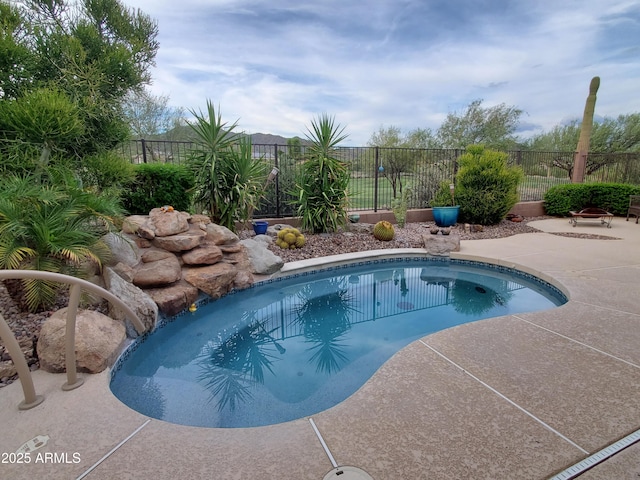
[0, 173, 121, 311]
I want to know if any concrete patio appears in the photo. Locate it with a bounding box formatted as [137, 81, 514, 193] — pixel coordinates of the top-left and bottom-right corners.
[1, 217, 639, 480]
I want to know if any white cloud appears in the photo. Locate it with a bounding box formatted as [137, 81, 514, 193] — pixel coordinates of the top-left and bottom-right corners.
[123, 0, 640, 145]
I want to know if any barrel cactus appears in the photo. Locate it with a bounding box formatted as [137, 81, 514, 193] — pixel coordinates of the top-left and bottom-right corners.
[276, 227, 306, 249]
[373, 220, 395, 241]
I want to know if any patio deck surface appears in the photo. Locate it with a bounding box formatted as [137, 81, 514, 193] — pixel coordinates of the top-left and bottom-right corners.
[1, 218, 639, 480]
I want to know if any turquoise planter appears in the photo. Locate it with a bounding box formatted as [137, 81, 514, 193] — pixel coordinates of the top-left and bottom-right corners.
[432, 206, 460, 227]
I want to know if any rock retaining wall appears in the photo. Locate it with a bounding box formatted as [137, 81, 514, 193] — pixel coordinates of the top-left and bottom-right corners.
[109, 209, 284, 322]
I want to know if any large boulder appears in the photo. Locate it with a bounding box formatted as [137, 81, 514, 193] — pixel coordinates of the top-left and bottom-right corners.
[233, 270, 255, 290]
[189, 214, 211, 226]
[221, 247, 251, 270]
[148, 208, 190, 237]
[219, 243, 244, 254]
[37, 308, 126, 373]
[102, 232, 140, 267]
[136, 223, 156, 240]
[240, 238, 284, 275]
[253, 234, 273, 245]
[152, 230, 206, 252]
[104, 267, 158, 336]
[133, 254, 182, 287]
[422, 232, 461, 256]
[205, 223, 239, 245]
[141, 248, 175, 263]
[144, 280, 199, 317]
[183, 263, 238, 299]
[181, 242, 223, 265]
[122, 215, 155, 240]
[121, 215, 147, 234]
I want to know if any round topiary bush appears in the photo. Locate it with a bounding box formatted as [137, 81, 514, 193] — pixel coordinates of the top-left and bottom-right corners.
[455, 145, 523, 225]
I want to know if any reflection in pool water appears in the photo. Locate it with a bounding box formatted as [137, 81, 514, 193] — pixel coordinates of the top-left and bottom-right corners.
[110, 258, 566, 428]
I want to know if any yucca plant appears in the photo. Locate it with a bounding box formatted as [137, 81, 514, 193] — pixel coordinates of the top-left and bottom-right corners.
[187, 101, 266, 231]
[296, 114, 350, 233]
[221, 137, 268, 228]
[0, 173, 122, 311]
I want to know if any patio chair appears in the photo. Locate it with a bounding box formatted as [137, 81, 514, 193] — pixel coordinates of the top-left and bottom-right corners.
[627, 195, 640, 224]
[569, 207, 613, 228]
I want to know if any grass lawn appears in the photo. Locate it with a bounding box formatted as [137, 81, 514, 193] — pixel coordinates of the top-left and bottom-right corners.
[348, 174, 571, 209]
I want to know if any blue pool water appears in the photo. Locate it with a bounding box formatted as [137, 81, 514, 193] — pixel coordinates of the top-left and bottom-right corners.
[110, 258, 566, 428]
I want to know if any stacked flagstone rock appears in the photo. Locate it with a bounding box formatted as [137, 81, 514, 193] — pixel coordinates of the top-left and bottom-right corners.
[33, 209, 285, 374]
[109, 208, 283, 319]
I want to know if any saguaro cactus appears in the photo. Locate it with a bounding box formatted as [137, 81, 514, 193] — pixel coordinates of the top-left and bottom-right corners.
[572, 76, 600, 183]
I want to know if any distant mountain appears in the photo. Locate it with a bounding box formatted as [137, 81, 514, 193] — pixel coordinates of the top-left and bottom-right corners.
[244, 133, 311, 146]
[144, 127, 308, 146]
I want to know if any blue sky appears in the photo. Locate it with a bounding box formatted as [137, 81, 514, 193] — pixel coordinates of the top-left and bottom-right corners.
[124, 0, 640, 145]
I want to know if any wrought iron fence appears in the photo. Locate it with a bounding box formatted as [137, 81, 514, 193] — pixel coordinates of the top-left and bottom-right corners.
[116, 140, 640, 218]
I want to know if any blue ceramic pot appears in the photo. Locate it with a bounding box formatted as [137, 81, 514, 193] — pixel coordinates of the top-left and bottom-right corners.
[253, 221, 269, 235]
[432, 206, 460, 227]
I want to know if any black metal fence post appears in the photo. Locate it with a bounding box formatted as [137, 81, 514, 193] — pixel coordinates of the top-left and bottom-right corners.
[274, 144, 281, 218]
[140, 139, 148, 163]
[374, 146, 379, 212]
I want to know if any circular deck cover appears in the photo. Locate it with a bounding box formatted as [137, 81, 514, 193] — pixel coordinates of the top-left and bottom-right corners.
[323, 466, 375, 480]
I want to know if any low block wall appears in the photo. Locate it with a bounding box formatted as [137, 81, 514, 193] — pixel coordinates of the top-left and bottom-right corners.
[249, 201, 546, 228]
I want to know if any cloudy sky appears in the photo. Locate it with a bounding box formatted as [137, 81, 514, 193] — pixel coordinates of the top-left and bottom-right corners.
[123, 0, 640, 145]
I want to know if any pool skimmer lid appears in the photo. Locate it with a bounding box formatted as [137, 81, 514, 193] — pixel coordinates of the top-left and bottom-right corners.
[323, 466, 374, 480]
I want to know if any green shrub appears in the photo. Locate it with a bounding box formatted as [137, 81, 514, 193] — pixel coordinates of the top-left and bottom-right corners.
[455, 145, 523, 225]
[78, 150, 136, 194]
[392, 187, 412, 227]
[430, 181, 455, 207]
[544, 183, 640, 216]
[121, 163, 194, 214]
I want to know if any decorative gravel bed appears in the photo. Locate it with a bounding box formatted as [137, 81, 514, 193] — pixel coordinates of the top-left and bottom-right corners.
[0, 215, 618, 387]
[258, 217, 545, 263]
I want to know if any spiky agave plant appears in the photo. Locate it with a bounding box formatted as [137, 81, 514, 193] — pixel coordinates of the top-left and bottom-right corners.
[296, 114, 350, 233]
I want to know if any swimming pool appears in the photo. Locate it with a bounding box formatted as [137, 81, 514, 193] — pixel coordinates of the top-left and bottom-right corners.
[110, 257, 566, 428]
